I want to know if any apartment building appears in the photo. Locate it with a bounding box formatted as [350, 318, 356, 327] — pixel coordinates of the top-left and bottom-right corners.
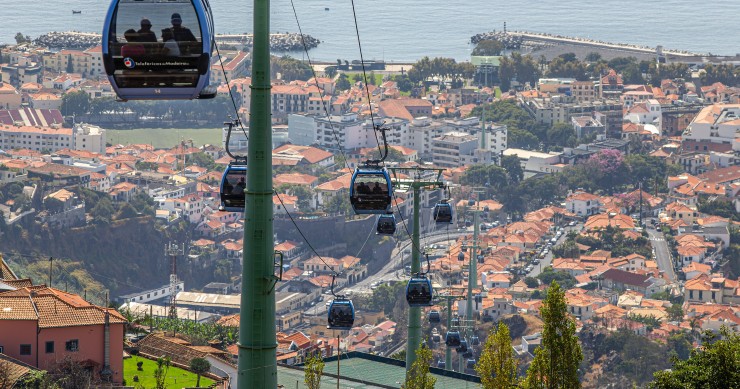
[682, 104, 740, 153]
[431, 131, 479, 168]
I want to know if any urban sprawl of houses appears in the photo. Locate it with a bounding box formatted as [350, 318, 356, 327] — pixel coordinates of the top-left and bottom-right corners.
[0, 37, 739, 386]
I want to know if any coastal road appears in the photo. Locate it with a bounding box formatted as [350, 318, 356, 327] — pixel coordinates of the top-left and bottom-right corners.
[647, 224, 678, 282]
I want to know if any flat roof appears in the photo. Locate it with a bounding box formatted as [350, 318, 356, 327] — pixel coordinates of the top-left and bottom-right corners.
[293, 352, 480, 388]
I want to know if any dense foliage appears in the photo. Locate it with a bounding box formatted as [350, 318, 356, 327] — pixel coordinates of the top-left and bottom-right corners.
[649, 327, 740, 388]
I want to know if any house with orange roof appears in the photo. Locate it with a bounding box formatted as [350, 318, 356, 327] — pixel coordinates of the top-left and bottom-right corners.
[314, 173, 352, 208]
[685, 274, 740, 304]
[566, 289, 608, 320]
[565, 191, 601, 217]
[272, 144, 334, 169]
[0, 286, 127, 383]
[584, 212, 635, 231]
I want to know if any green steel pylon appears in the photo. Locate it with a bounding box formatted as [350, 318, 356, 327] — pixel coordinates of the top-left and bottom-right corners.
[389, 167, 445, 378]
[237, 0, 277, 386]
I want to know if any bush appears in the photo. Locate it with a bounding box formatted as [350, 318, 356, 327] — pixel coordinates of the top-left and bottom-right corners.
[133, 375, 139, 382]
[137, 361, 143, 371]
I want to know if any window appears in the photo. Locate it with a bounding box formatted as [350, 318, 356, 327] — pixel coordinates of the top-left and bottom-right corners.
[0, 346, 4, 353]
[20, 344, 31, 355]
[65, 340, 79, 352]
[46, 341, 55, 353]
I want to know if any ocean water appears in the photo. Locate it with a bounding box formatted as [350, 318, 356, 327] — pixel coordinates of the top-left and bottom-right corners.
[1, 0, 738, 61]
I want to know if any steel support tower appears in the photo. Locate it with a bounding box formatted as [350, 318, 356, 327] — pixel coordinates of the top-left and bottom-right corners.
[237, 0, 276, 386]
[389, 167, 444, 378]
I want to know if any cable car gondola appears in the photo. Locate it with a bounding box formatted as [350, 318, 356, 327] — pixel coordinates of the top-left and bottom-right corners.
[102, 0, 216, 100]
[428, 310, 441, 323]
[462, 350, 473, 359]
[457, 252, 465, 262]
[350, 165, 393, 214]
[433, 185, 453, 223]
[327, 274, 355, 330]
[456, 339, 468, 353]
[219, 161, 247, 212]
[452, 316, 460, 327]
[431, 334, 441, 343]
[470, 335, 480, 346]
[376, 213, 396, 235]
[437, 360, 445, 369]
[219, 120, 247, 212]
[349, 126, 394, 214]
[445, 331, 461, 347]
[466, 358, 477, 369]
[433, 201, 453, 224]
[406, 255, 434, 307]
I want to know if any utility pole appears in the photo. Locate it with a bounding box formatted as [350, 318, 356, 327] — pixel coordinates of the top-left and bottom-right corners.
[48, 257, 53, 287]
[237, 0, 276, 385]
[389, 167, 445, 378]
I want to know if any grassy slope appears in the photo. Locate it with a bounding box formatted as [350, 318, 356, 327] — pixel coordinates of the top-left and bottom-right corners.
[124, 355, 215, 388]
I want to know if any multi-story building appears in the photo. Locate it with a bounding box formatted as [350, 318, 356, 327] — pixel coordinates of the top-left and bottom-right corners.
[0, 121, 105, 153]
[519, 96, 623, 136]
[0, 285, 127, 383]
[210, 51, 250, 86]
[572, 81, 596, 103]
[682, 104, 740, 153]
[0, 82, 22, 109]
[431, 131, 479, 168]
[0, 56, 42, 88]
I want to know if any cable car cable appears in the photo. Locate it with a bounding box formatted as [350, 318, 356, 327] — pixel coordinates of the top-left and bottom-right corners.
[288, 0, 353, 174]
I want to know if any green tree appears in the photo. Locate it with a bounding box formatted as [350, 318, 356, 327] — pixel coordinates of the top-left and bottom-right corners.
[666, 303, 684, 322]
[91, 197, 115, 224]
[304, 353, 325, 389]
[61, 91, 91, 117]
[335, 73, 351, 91]
[153, 356, 171, 389]
[585, 52, 602, 62]
[324, 66, 337, 79]
[525, 282, 582, 388]
[524, 277, 539, 288]
[403, 343, 436, 389]
[649, 327, 740, 388]
[66, 54, 74, 73]
[546, 122, 576, 148]
[472, 40, 504, 56]
[14, 32, 31, 45]
[189, 357, 211, 387]
[501, 154, 524, 184]
[523, 347, 548, 389]
[476, 321, 519, 388]
[272, 55, 313, 81]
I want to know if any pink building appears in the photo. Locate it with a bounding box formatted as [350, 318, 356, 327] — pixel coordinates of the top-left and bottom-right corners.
[0, 286, 127, 383]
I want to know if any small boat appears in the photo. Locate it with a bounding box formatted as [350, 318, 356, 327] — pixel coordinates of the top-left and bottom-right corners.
[324, 7, 329, 10]
[72, 10, 82, 14]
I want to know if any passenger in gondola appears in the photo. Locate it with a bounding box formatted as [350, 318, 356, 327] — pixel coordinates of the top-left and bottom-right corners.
[372, 182, 383, 195]
[137, 18, 157, 43]
[161, 29, 181, 57]
[232, 177, 246, 195]
[121, 29, 146, 57]
[357, 182, 370, 195]
[165, 13, 198, 54]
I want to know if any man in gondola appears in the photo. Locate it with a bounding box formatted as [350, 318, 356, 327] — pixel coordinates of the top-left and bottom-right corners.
[164, 13, 198, 54]
[372, 182, 383, 195]
[137, 18, 157, 43]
